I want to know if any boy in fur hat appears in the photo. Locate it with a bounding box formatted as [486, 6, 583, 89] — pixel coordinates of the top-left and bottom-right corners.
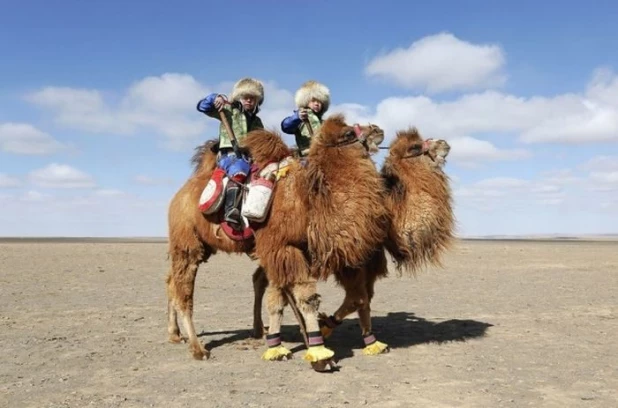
[281, 80, 330, 156]
[196, 77, 265, 228]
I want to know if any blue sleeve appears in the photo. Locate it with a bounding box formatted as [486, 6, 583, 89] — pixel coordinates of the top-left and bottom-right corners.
[196, 93, 219, 114]
[281, 111, 302, 134]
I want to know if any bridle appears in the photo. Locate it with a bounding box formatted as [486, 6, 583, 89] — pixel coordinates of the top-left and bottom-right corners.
[323, 124, 375, 151]
[380, 138, 434, 160]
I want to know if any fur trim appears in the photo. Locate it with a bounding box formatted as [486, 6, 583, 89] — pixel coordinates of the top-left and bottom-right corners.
[231, 78, 264, 105]
[295, 80, 330, 112]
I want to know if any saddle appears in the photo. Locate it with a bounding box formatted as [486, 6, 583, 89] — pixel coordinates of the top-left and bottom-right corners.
[203, 156, 292, 242]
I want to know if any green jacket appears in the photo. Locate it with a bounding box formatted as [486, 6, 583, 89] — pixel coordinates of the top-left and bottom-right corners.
[204, 101, 264, 149]
[281, 109, 323, 155]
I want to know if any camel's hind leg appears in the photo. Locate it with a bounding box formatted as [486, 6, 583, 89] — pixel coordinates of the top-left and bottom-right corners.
[166, 247, 211, 360]
[252, 266, 268, 338]
[260, 283, 293, 361]
[166, 272, 184, 344]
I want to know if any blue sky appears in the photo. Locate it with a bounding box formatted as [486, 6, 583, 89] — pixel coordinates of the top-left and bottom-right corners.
[1, 0, 617, 237]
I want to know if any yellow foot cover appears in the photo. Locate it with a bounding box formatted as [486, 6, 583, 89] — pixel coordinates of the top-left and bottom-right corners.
[261, 345, 292, 361]
[303, 345, 335, 363]
[362, 341, 389, 356]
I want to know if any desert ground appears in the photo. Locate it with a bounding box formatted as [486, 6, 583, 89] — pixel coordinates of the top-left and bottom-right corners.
[1, 238, 616, 407]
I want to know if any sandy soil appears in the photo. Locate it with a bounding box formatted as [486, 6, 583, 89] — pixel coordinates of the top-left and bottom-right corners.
[1, 239, 616, 407]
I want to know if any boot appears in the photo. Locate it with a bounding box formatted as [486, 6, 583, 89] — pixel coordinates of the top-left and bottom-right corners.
[223, 183, 243, 230]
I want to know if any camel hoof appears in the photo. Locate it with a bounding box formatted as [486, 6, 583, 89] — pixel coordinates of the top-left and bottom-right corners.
[311, 358, 336, 372]
[362, 341, 389, 356]
[190, 345, 210, 360]
[168, 334, 187, 344]
[261, 345, 293, 361]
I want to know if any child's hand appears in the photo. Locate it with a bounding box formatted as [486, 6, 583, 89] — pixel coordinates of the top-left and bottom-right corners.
[299, 109, 308, 121]
[214, 95, 226, 111]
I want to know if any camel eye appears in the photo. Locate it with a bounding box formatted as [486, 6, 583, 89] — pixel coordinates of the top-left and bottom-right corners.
[345, 130, 356, 139]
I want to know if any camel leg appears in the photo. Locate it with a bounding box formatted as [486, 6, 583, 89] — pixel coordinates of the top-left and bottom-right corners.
[252, 266, 268, 338]
[291, 280, 336, 370]
[317, 268, 364, 339]
[261, 284, 293, 361]
[167, 248, 209, 360]
[355, 282, 388, 356]
[166, 271, 184, 344]
[358, 253, 390, 356]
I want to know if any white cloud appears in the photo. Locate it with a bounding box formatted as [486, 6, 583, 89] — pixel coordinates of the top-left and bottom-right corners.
[93, 189, 125, 197]
[0, 122, 67, 155]
[24, 74, 297, 151]
[329, 66, 618, 168]
[331, 96, 533, 167]
[133, 175, 174, 186]
[365, 32, 507, 93]
[0, 173, 21, 188]
[21, 190, 52, 202]
[454, 175, 568, 212]
[579, 155, 618, 172]
[28, 163, 96, 188]
[25, 73, 210, 150]
[0, 189, 167, 237]
[453, 156, 618, 226]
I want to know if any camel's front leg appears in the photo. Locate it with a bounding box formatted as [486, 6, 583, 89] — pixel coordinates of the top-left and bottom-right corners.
[291, 280, 336, 371]
[321, 266, 389, 356]
[261, 284, 293, 361]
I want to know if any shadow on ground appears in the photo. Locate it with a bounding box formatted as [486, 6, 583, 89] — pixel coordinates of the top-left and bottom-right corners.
[198, 311, 493, 361]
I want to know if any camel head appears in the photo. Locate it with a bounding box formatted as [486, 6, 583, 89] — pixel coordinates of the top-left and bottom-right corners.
[425, 139, 450, 168]
[387, 128, 450, 169]
[311, 114, 385, 156]
[359, 123, 385, 154]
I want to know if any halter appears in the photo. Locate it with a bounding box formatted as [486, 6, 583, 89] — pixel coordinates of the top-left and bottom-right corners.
[380, 138, 434, 160]
[323, 124, 370, 149]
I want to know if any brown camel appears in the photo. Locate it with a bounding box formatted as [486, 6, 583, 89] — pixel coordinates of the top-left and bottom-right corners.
[252, 127, 455, 355]
[166, 114, 386, 368]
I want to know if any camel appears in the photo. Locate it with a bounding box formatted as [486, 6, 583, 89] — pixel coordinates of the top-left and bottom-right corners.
[166, 114, 386, 369]
[252, 127, 455, 355]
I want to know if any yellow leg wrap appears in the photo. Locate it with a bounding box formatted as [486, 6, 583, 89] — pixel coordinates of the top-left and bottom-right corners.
[261, 345, 292, 361]
[362, 341, 389, 356]
[302, 345, 335, 363]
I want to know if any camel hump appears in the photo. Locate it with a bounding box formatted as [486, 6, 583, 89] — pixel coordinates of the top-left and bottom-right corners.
[241, 129, 292, 169]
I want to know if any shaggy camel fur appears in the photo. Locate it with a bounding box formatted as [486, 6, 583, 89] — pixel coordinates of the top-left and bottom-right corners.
[166, 114, 386, 367]
[252, 128, 455, 355]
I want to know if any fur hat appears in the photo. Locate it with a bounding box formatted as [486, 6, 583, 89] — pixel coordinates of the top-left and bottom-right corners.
[294, 80, 330, 112]
[230, 77, 264, 106]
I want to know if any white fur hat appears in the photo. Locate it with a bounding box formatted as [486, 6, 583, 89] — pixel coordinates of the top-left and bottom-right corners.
[230, 77, 264, 106]
[294, 80, 330, 112]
